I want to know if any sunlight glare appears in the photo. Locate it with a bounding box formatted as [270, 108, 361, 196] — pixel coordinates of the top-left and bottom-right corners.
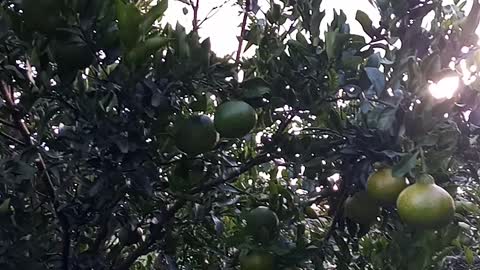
[428, 76, 460, 99]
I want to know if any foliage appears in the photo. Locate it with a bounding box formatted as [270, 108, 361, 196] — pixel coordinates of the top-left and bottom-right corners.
[0, 0, 480, 269]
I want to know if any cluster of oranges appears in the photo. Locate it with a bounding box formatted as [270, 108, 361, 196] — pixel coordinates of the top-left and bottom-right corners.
[345, 168, 456, 229]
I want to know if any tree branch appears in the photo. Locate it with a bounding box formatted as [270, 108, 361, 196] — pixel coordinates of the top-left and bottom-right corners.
[0, 130, 26, 146]
[112, 152, 274, 269]
[113, 200, 186, 270]
[1, 81, 70, 270]
[192, 0, 200, 33]
[191, 152, 273, 194]
[0, 117, 19, 129]
[235, 0, 251, 65]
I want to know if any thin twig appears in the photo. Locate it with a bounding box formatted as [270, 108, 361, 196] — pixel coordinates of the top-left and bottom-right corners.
[191, 152, 273, 193]
[113, 200, 186, 270]
[197, 0, 231, 29]
[0, 118, 19, 129]
[0, 130, 26, 146]
[192, 0, 200, 33]
[235, 0, 251, 65]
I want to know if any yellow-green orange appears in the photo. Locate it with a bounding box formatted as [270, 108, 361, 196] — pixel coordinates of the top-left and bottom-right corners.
[396, 174, 455, 229]
[175, 115, 219, 155]
[214, 101, 257, 138]
[367, 168, 407, 204]
[344, 191, 381, 225]
[240, 251, 274, 270]
[246, 206, 279, 243]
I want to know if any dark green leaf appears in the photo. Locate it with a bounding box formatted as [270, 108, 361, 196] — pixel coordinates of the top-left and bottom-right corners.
[141, 0, 168, 34]
[355, 10, 377, 38]
[392, 151, 419, 177]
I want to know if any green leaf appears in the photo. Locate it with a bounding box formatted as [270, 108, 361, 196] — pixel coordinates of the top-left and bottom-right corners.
[0, 198, 10, 215]
[266, 4, 281, 24]
[392, 151, 419, 177]
[325, 32, 349, 60]
[116, 0, 142, 49]
[241, 78, 271, 99]
[310, 3, 325, 39]
[355, 10, 377, 38]
[141, 0, 168, 34]
[126, 36, 169, 65]
[464, 246, 475, 265]
[364, 67, 386, 95]
[366, 53, 381, 68]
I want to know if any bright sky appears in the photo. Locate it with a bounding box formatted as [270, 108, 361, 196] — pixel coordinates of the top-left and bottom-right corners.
[163, 0, 480, 100]
[164, 0, 477, 57]
[164, 0, 380, 57]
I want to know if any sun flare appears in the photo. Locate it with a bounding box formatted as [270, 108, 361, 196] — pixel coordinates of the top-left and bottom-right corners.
[428, 76, 460, 99]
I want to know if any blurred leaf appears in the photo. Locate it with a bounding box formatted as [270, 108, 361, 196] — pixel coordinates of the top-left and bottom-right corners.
[364, 67, 386, 95]
[241, 78, 271, 99]
[325, 32, 349, 60]
[392, 151, 419, 177]
[141, 0, 168, 34]
[464, 246, 475, 265]
[355, 10, 377, 38]
[116, 0, 142, 49]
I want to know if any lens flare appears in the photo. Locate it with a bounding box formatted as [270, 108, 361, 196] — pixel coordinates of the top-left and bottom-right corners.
[428, 76, 460, 99]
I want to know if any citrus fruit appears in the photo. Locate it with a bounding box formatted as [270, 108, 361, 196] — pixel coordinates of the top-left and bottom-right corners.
[214, 101, 257, 138]
[367, 168, 407, 204]
[175, 115, 219, 155]
[240, 251, 274, 270]
[396, 174, 455, 229]
[344, 191, 381, 225]
[246, 206, 279, 244]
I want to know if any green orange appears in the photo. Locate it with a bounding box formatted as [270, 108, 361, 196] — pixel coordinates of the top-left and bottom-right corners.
[246, 206, 279, 244]
[396, 174, 455, 229]
[214, 101, 257, 138]
[367, 168, 407, 204]
[240, 251, 274, 270]
[175, 115, 219, 155]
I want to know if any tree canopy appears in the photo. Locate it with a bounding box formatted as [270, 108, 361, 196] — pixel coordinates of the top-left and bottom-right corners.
[1, 0, 480, 269]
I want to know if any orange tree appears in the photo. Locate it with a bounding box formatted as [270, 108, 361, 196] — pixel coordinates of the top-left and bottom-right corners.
[0, 0, 480, 269]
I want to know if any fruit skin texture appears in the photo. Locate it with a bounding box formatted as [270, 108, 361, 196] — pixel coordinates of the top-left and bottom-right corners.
[240, 251, 275, 270]
[367, 168, 407, 204]
[344, 191, 381, 225]
[246, 206, 279, 244]
[175, 115, 219, 155]
[214, 101, 257, 138]
[396, 177, 455, 229]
